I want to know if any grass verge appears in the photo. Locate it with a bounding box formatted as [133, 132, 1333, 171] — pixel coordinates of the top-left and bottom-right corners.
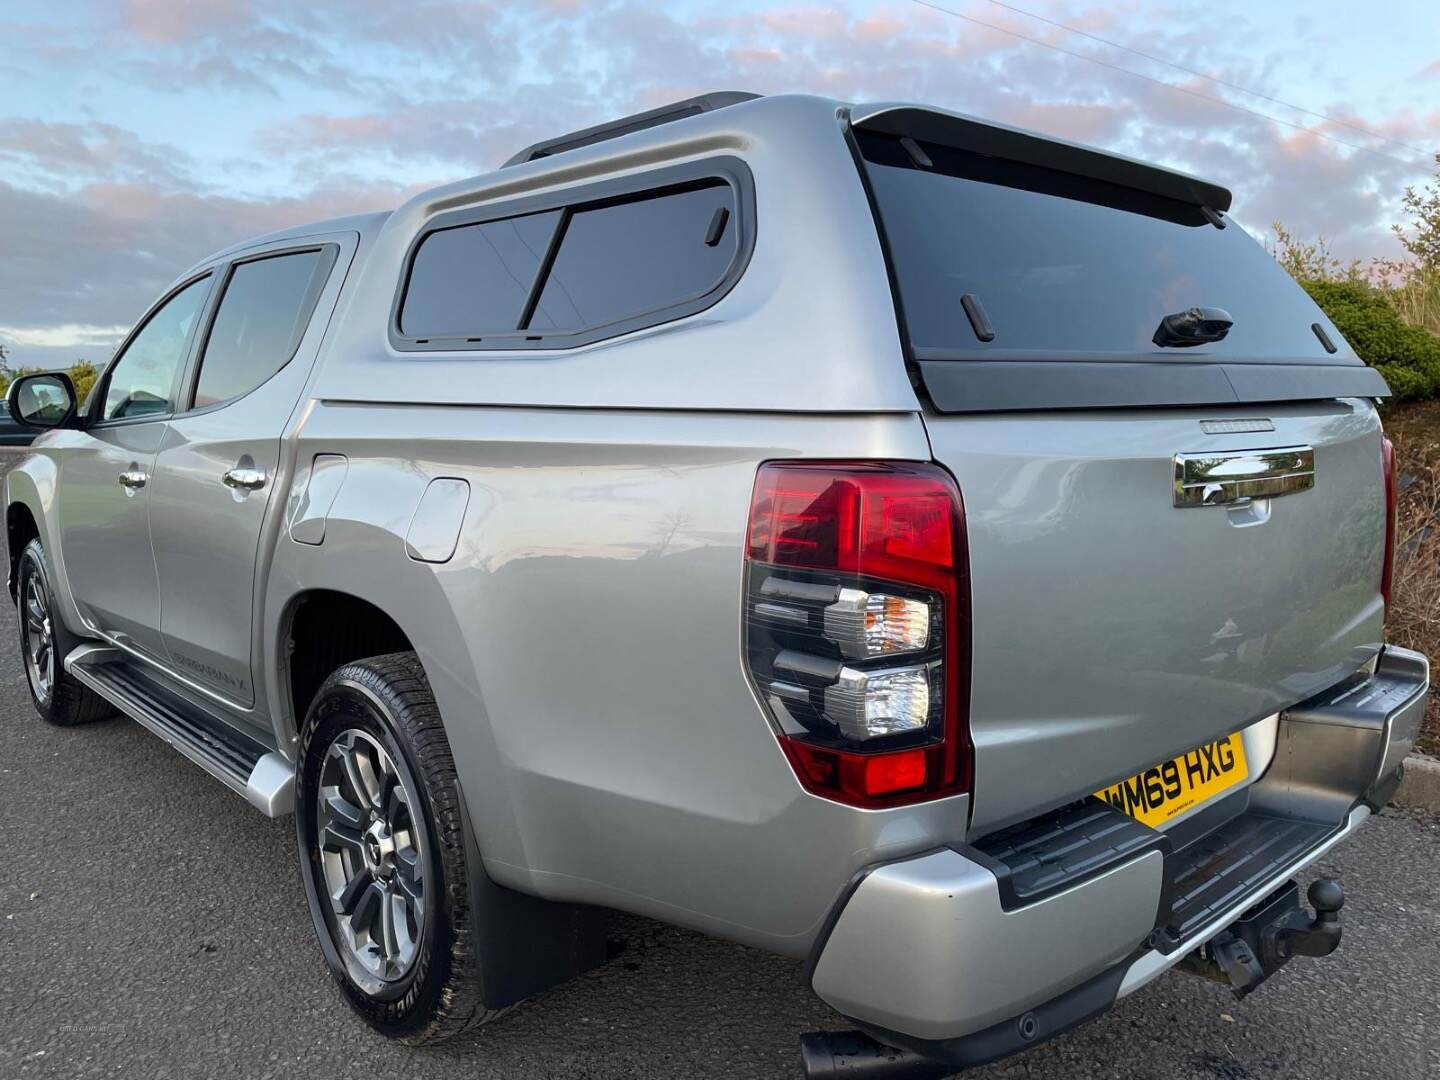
[1382, 400, 1440, 755]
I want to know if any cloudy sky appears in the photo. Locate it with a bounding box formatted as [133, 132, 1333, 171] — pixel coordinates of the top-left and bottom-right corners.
[1, 0, 1437, 369]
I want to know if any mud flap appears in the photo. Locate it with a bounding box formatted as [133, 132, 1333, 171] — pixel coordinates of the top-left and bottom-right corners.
[455, 780, 608, 1010]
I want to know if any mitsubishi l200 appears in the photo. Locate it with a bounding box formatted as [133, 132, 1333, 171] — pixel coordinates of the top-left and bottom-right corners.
[6, 93, 1426, 1076]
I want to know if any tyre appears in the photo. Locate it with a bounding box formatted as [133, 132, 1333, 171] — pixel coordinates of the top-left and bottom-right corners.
[14, 538, 113, 726]
[295, 651, 499, 1043]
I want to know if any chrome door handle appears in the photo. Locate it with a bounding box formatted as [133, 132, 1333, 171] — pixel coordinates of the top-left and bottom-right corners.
[223, 467, 267, 491]
[117, 469, 148, 490]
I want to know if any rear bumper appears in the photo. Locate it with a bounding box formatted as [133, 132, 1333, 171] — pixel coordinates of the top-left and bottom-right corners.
[807, 645, 1428, 1064]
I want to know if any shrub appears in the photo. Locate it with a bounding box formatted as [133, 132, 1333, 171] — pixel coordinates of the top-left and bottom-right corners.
[1300, 279, 1440, 401]
[68, 360, 98, 405]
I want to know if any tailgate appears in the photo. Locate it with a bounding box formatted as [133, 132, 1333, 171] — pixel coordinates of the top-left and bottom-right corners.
[927, 402, 1386, 833]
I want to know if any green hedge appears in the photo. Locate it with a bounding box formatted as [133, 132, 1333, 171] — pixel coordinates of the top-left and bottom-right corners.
[1302, 279, 1440, 400]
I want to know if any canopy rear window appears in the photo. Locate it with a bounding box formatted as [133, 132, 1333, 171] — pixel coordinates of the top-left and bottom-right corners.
[854, 130, 1346, 362]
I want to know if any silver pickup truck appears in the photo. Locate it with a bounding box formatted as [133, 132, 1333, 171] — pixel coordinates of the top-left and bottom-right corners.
[5, 93, 1428, 1077]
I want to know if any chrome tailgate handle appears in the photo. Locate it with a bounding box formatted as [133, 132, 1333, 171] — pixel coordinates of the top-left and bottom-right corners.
[1174, 446, 1314, 507]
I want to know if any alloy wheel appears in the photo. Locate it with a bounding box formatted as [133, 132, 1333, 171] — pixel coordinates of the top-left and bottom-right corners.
[20, 570, 54, 704]
[315, 728, 426, 985]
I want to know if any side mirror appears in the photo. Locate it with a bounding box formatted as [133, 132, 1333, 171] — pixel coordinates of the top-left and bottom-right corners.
[7, 372, 78, 430]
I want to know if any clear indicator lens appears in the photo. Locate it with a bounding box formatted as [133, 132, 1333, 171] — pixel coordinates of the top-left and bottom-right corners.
[825, 666, 931, 741]
[865, 594, 929, 654]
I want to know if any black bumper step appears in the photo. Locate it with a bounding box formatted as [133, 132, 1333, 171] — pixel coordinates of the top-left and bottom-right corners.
[967, 795, 1339, 950]
[965, 798, 1168, 910]
[1160, 811, 1336, 949]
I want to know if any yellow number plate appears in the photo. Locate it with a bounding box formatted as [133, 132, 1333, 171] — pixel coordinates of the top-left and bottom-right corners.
[1094, 732, 1248, 828]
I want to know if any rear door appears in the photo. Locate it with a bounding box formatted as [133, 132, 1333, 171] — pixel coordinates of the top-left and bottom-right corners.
[851, 118, 1389, 833]
[147, 236, 350, 708]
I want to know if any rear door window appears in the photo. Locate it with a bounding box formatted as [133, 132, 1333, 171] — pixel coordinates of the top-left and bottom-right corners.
[192, 248, 332, 409]
[530, 183, 736, 332]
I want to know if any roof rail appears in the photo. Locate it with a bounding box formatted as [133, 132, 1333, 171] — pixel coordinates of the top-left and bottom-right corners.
[501, 91, 762, 168]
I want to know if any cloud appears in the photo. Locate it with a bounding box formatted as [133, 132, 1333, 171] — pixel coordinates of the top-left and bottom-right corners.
[121, 0, 253, 44]
[249, 0, 1437, 249]
[0, 119, 195, 190]
[0, 324, 131, 349]
[0, 176, 403, 342]
[2, 0, 1437, 369]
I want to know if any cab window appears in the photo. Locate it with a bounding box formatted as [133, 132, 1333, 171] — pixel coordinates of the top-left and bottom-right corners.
[100, 276, 211, 422]
[191, 249, 332, 410]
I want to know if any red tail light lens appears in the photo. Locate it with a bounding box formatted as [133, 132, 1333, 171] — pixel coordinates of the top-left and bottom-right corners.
[1381, 434, 1397, 619]
[744, 461, 971, 808]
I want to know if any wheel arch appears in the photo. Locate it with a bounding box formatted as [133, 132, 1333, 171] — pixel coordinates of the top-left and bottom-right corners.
[279, 588, 414, 741]
[6, 500, 39, 600]
[4, 454, 83, 635]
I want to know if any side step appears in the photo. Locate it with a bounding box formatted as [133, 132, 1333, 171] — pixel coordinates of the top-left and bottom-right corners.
[66, 645, 294, 816]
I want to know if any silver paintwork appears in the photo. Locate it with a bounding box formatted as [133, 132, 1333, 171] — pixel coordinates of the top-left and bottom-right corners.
[925, 399, 1387, 835]
[403, 478, 470, 563]
[812, 846, 1164, 1041]
[1371, 646, 1428, 782]
[263, 404, 966, 953]
[287, 452, 348, 546]
[1254, 644, 1429, 823]
[307, 97, 915, 415]
[55, 419, 173, 657]
[1173, 445, 1315, 507]
[245, 752, 297, 816]
[3, 93, 1421, 1037]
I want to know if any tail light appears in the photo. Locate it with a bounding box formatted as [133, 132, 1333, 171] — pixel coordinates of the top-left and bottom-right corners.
[743, 461, 971, 808]
[1381, 434, 1397, 619]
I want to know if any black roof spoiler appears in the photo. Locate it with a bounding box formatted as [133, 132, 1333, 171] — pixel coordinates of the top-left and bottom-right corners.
[502, 92, 762, 168]
[851, 103, 1233, 212]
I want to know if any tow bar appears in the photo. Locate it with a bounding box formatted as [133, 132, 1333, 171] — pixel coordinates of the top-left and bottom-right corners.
[1179, 878, 1345, 998]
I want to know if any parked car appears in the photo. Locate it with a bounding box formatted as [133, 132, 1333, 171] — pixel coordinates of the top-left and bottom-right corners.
[5, 93, 1426, 1077]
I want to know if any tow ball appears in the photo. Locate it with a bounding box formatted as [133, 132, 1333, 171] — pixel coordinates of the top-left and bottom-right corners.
[1180, 878, 1344, 998]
